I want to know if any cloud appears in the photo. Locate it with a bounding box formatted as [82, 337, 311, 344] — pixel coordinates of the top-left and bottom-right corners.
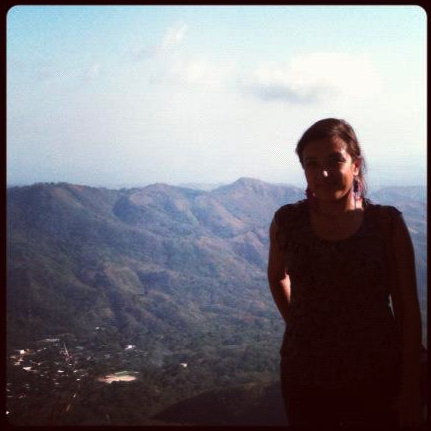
[130, 22, 231, 88]
[141, 28, 378, 100]
[128, 23, 187, 63]
[267, 85, 326, 103]
[245, 53, 382, 104]
[171, 57, 234, 86]
[148, 54, 236, 89]
[161, 23, 188, 50]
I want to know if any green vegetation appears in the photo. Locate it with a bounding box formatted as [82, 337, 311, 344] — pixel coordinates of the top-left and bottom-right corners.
[6, 180, 427, 425]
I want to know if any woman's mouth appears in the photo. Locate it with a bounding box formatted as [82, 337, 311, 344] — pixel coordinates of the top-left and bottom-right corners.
[315, 182, 337, 188]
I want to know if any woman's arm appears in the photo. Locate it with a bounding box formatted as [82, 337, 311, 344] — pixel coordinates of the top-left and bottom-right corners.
[390, 212, 423, 426]
[267, 219, 290, 323]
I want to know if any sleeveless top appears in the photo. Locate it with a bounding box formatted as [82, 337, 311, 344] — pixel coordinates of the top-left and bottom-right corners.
[274, 199, 402, 392]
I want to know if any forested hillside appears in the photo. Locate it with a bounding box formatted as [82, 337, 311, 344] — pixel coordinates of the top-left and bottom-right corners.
[6, 179, 426, 425]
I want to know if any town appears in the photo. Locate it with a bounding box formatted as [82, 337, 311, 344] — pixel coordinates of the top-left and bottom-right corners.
[6, 329, 157, 425]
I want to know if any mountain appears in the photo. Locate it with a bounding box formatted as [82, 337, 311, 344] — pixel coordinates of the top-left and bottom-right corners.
[7, 178, 306, 347]
[7, 179, 426, 347]
[177, 181, 228, 191]
[6, 178, 427, 425]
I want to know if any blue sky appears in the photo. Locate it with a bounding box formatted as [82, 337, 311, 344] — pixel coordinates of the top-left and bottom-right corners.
[7, 5, 426, 189]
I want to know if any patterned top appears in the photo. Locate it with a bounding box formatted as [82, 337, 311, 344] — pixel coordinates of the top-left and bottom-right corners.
[274, 199, 402, 392]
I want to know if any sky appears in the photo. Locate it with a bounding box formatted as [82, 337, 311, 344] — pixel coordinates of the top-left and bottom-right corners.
[7, 5, 427, 189]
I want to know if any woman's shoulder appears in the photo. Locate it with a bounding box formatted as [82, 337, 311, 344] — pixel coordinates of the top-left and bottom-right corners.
[273, 199, 308, 228]
[364, 198, 402, 219]
[364, 199, 404, 237]
[273, 200, 308, 250]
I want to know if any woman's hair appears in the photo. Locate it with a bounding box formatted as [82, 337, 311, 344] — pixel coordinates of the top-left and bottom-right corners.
[295, 118, 367, 197]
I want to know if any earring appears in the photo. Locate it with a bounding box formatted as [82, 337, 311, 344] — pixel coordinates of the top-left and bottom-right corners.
[353, 177, 359, 198]
[353, 177, 361, 210]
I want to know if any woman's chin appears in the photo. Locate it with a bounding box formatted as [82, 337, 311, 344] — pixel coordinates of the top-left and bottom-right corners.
[314, 190, 347, 201]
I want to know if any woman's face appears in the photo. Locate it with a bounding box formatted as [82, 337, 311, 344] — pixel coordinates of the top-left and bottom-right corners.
[301, 136, 360, 202]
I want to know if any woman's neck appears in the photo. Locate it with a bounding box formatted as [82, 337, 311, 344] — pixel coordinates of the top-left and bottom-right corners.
[313, 191, 362, 218]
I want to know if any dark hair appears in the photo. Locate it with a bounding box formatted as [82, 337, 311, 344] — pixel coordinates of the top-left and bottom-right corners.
[295, 118, 367, 197]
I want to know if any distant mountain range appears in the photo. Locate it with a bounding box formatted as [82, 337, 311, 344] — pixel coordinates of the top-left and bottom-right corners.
[6, 178, 427, 425]
[7, 177, 427, 347]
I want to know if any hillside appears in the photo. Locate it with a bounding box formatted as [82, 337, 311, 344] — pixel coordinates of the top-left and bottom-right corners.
[6, 178, 427, 425]
[7, 178, 304, 349]
[152, 380, 286, 426]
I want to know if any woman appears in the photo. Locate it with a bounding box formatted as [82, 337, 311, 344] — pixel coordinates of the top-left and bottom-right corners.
[267, 118, 423, 428]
